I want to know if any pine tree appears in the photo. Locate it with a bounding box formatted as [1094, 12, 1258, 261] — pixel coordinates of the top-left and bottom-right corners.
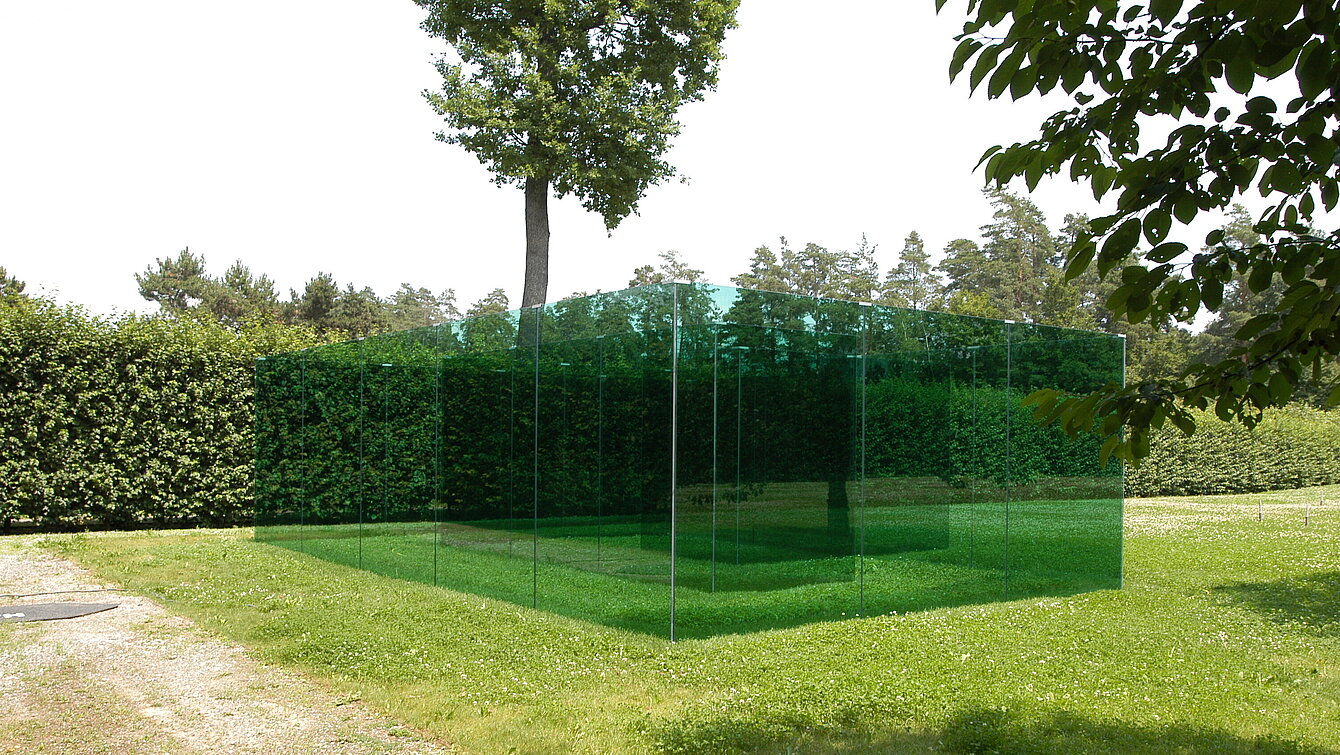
[881, 231, 943, 310]
[627, 251, 705, 287]
[0, 266, 26, 302]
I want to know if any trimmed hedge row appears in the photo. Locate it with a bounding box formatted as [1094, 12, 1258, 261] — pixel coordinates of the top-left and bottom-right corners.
[2, 296, 1335, 530]
[0, 298, 320, 530]
[1126, 406, 1340, 497]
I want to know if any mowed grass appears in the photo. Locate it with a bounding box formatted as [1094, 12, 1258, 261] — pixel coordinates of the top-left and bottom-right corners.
[20, 485, 1340, 754]
[263, 492, 1122, 639]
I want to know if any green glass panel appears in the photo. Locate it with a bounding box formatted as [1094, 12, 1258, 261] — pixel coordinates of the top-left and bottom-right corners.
[296, 341, 363, 569]
[672, 286, 863, 638]
[351, 327, 438, 586]
[1004, 325, 1124, 599]
[861, 308, 1008, 615]
[534, 288, 674, 636]
[253, 282, 1125, 639]
[435, 309, 538, 610]
[254, 352, 304, 547]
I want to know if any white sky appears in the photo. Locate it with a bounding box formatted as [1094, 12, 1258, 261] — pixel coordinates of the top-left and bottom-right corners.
[0, 1, 1313, 316]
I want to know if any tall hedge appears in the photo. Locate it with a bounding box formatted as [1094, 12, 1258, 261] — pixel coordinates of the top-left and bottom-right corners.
[0, 298, 320, 530]
[1126, 406, 1340, 497]
[2, 295, 1336, 531]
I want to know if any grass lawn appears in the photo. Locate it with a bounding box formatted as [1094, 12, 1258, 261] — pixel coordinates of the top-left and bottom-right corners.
[11, 485, 1340, 753]
[261, 491, 1123, 639]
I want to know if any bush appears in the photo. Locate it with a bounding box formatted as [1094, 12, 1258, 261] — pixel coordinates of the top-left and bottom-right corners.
[0, 297, 321, 531]
[1126, 406, 1340, 497]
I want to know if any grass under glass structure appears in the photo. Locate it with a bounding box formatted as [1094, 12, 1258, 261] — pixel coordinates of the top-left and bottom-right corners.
[255, 283, 1124, 640]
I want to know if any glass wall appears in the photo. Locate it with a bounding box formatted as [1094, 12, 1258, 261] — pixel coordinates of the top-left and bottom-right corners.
[255, 283, 1124, 639]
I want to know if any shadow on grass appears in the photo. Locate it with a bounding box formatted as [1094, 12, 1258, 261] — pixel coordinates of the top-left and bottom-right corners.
[934, 708, 1326, 755]
[655, 707, 1329, 754]
[1213, 571, 1340, 636]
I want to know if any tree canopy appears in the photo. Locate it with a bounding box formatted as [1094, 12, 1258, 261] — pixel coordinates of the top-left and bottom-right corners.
[881, 231, 944, 310]
[0, 266, 25, 302]
[732, 237, 880, 302]
[136, 251, 460, 337]
[943, 0, 1340, 462]
[628, 250, 705, 287]
[416, 0, 738, 306]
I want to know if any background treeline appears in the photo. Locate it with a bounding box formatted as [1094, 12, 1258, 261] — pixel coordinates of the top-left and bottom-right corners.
[117, 189, 1336, 398]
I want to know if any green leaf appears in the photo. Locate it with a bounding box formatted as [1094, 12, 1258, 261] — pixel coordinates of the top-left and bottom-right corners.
[1010, 65, 1037, 99]
[1146, 242, 1187, 263]
[1022, 388, 1059, 407]
[1328, 383, 1340, 407]
[1323, 180, 1339, 212]
[975, 144, 1004, 169]
[1268, 372, 1294, 403]
[1202, 278, 1224, 310]
[1234, 313, 1275, 340]
[1098, 218, 1142, 275]
[1245, 96, 1277, 113]
[1065, 239, 1097, 280]
[988, 48, 1026, 99]
[1143, 209, 1171, 244]
[1226, 52, 1255, 94]
[1098, 434, 1122, 468]
[1298, 40, 1330, 99]
[1281, 253, 1308, 285]
[949, 38, 982, 80]
[969, 45, 1003, 92]
[1168, 412, 1196, 436]
[1173, 195, 1198, 224]
[1247, 263, 1274, 294]
[1150, 0, 1182, 24]
[1269, 161, 1304, 194]
[1132, 429, 1151, 460]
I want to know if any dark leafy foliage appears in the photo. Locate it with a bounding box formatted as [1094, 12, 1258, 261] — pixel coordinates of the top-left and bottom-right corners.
[1127, 405, 1340, 496]
[942, 0, 1340, 462]
[0, 297, 322, 530]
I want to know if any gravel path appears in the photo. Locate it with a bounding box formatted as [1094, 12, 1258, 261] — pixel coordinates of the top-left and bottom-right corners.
[0, 544, 454, 755]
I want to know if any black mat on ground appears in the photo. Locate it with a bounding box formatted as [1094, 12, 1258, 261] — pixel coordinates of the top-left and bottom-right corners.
[0, 602, 118, 623]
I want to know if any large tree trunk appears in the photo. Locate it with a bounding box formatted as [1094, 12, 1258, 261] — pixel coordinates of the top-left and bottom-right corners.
[522, 176, 550, 308]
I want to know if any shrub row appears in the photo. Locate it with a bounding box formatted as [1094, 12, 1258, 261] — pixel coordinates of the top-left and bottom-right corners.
[0, 298, 320, 530]
[1, 296, 1335, 530]
[1126, 406, 1340, 497]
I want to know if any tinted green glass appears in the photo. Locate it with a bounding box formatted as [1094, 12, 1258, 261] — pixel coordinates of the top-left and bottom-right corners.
[352, 327, 438, 586]
[254, 352, 305, 547]
[434, 309, 539, 610]
[671, 285, 864, 638]
[537, 287, 675, 633]
[297, 341, 363, 569]
[1004, 325, 1124, 598]
[255, 283, 1124, 639]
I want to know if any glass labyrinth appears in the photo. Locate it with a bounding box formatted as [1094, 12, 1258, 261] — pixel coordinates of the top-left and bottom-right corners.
[255, 284, 1125, 639]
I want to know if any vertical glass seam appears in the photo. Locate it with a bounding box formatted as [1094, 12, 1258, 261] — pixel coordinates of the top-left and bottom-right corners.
[433, 327, 441, 587]
[358, 342, 365, 570]
[1119, 333, 1127, 590]
[1003, 321, 1012, 599]
[597, 335, 604, 564]
[299, 352, 306, 552]
[710, 326, 718, 594]
[858, 312, 867, 618]
[532, 306, 540, 610]
[669, 283, 680, 642]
